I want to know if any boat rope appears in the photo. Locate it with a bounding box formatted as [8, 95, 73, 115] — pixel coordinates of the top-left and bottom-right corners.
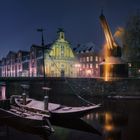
[48, 54, 94, 105]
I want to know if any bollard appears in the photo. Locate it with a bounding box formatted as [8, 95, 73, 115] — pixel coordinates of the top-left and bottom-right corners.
[22, 93, 26, 105]
[44, 96, 49, 110]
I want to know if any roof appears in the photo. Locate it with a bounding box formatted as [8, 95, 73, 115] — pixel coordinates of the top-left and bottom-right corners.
[74, 42, 100, 53]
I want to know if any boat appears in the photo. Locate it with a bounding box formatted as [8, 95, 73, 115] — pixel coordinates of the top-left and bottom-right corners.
[12, 94, 101, 119]
[0, 98, 54, 134]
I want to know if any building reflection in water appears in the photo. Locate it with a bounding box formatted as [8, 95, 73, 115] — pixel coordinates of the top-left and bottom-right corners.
[84, 111, 128, 140]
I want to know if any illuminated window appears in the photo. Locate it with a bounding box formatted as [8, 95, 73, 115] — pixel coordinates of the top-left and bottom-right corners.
[95, 56, 98, 62]
[99, 57, 102, 61]
[86, 64, 89, 68]
[90, 56, 93, 61]
[90, 64, 93, 68]
[96, 64, 99, 68]
[86, 57, 89, 62]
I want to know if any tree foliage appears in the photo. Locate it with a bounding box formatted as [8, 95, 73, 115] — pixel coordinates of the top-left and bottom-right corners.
[123, 11, 140, 61]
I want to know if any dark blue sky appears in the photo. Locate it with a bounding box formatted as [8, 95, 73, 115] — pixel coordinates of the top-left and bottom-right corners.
[0, 0, 140, 58]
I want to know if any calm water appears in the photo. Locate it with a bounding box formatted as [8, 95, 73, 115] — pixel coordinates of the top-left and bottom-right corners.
[1, 82, 140, 140]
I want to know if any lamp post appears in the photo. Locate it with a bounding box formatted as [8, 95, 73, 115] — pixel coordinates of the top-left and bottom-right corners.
[37, 28, 45, 79]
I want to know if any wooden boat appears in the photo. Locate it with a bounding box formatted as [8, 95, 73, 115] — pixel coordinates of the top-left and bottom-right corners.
[12, 95, 101, 119]
[0, 99, 54, 133]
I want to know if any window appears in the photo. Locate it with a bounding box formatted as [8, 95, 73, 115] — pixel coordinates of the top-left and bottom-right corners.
[19, 65, 21, 69]
[95, 56, 98, 62]
[90, 64, 93, 68]
[51, 63, 54, 67]
[61, 46, 64, 57]
[96, 64, 99, 68]
[83, 57, 85, 62]
[90, 56, 93, 61]
[86, 57, 89, 62]
[99, 57, 102, 62]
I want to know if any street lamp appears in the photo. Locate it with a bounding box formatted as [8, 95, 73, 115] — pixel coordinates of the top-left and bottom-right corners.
[37, 28, 45, 79]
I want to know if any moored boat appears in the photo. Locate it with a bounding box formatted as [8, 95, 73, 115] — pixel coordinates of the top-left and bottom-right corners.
[0, 99, 54, 133]
[12, 94, 101, 119]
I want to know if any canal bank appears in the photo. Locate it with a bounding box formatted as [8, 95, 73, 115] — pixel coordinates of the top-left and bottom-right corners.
[1, 78, 140, 101]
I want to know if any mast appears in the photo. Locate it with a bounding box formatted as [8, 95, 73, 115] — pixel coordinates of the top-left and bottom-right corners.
[37, 28, 46, 82]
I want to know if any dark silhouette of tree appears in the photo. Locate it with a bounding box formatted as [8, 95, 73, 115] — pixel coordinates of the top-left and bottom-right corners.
[123, 11, 140, 61]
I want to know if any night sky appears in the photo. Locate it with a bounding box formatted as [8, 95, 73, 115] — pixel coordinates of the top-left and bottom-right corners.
[0, 0, 140, 58]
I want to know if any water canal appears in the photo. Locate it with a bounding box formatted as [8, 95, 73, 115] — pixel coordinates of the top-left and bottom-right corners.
[0, 81, 140, 140]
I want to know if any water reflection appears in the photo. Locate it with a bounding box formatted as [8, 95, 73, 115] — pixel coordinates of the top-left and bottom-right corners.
[1, 82, 140, 140]
[84, 103, 129, 140]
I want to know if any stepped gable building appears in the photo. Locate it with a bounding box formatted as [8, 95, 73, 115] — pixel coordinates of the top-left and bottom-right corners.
[1, 50, 30, 77]
[44, 28, 76, 77]
[3, 51, 16, 77]
[74, 42, 102, 77]
[0, 28, 77, 77]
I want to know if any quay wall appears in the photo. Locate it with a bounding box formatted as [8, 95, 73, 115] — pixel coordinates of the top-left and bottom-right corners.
[0, 78, 139, 99]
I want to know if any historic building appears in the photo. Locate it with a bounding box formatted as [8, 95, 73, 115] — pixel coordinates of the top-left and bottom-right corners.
[74, 42, 102, 78]
[0, 28, 77, 78]
[44, 29, 76, 77]
[3, 51, 17, 77]
[17, 50, 30, 77]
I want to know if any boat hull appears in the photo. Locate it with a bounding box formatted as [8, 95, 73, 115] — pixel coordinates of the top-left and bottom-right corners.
[0, 100, 53, 134]
[50, 104, 101, 119]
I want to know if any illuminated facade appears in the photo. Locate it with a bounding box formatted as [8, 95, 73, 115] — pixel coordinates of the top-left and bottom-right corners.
[44, 29, 76, 77]
[2, 51, 17, 77]
[0, 29, 77, 78]
[1, 51, 30, 77]
[74, 42, 102, 78]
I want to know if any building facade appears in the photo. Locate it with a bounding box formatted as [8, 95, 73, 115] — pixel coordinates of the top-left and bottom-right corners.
[44, 29, 76, 77]
[74, 42, 102, 78]
[0, 29, 77, 78]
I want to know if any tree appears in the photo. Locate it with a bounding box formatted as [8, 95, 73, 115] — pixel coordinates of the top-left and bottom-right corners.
[123, 11, 140, 61]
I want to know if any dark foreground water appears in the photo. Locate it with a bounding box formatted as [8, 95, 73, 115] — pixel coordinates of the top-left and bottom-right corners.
[1, 82, 140, 140]
[1, 98, 140, 140]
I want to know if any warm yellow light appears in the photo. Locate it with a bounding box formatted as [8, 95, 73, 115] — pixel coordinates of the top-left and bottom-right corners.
[114, 27, 124, 39]
[104, 112, 114, 131]
[75, 63, 81, 68]
[104, 125, 114, 131]
[86, 69, 92, 75]
[103, 43, 110, 81]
